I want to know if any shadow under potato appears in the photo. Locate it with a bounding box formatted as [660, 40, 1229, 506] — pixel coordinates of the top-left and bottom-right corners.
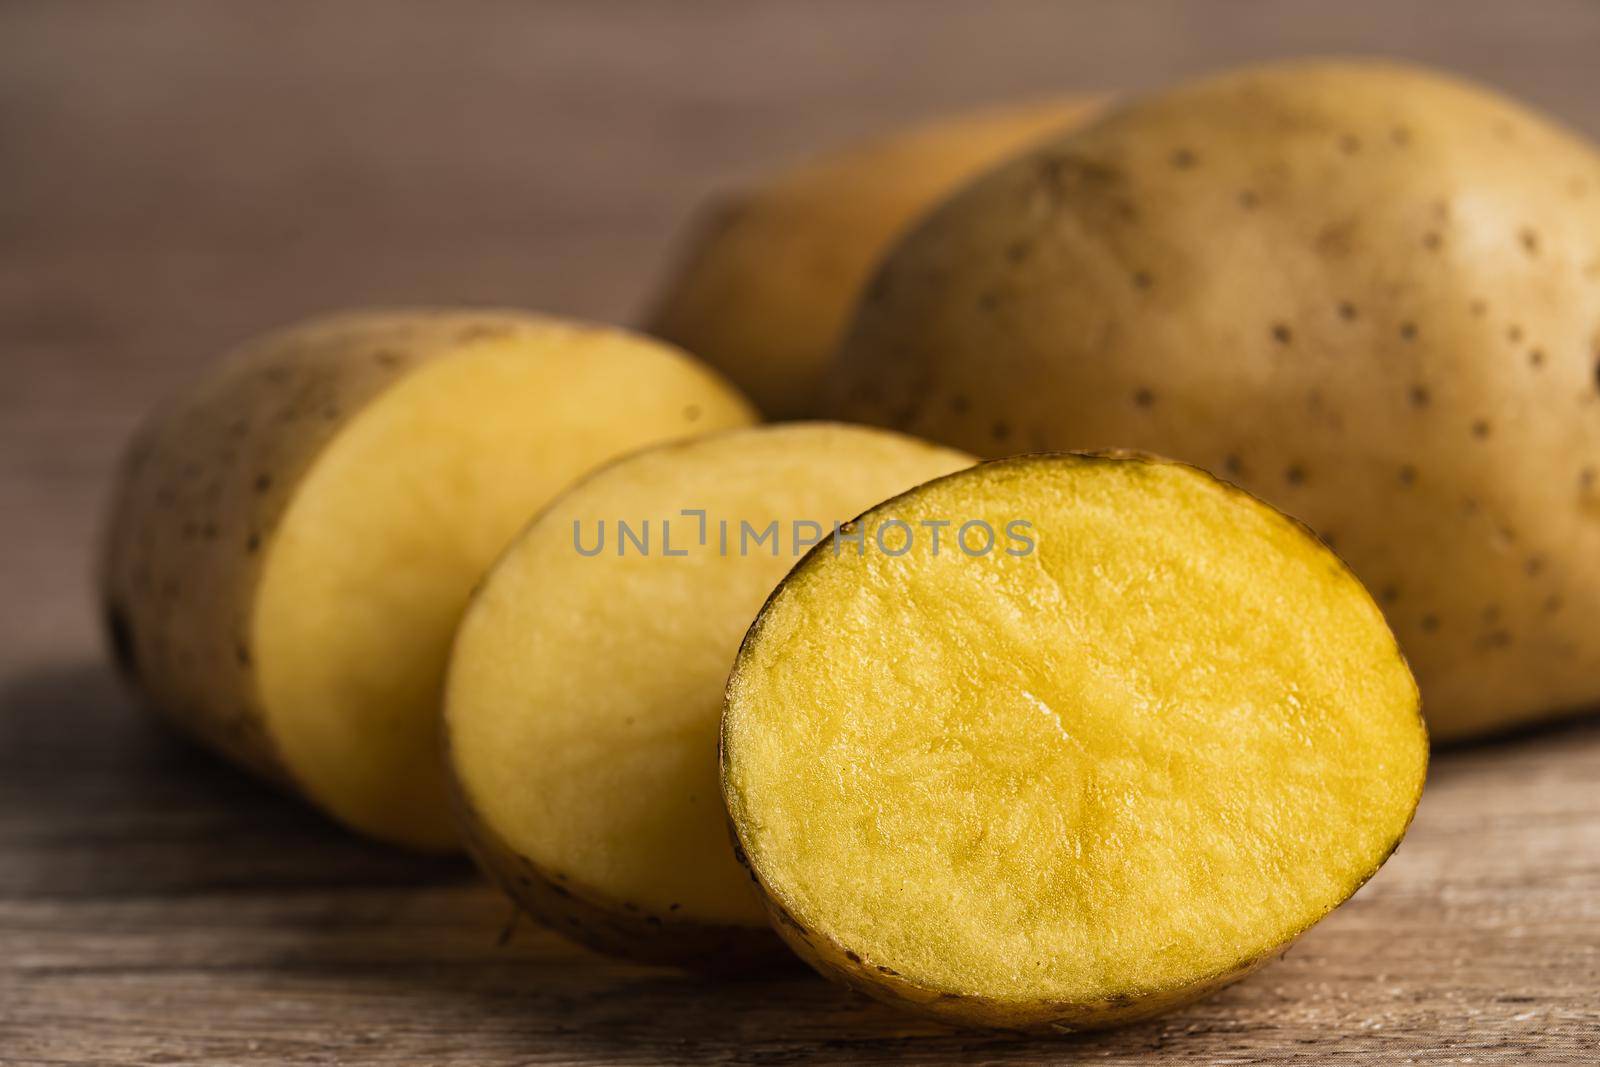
[0, 660, 468, 898]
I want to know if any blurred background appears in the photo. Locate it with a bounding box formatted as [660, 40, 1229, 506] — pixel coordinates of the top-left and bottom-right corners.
[4, 3, 1599, 1062]
[6, 0, 1600, 675]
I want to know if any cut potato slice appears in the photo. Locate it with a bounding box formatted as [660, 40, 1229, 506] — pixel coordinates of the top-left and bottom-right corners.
[723, 452, 1426, 1030]
[100, 309, 754, 849]
[445, 423, 973, 964]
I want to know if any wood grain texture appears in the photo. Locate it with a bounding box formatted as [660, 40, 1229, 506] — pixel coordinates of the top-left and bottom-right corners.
[2, 2, 1597, 1063]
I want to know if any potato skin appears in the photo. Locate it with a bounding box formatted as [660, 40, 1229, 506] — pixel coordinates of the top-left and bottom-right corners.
[721, 451, 1425, 1031]
[828, 59, 1600, 741]
[99, 309, 753, 846]
[647, 96, 1105, 417]
[100, 310, 484, 786]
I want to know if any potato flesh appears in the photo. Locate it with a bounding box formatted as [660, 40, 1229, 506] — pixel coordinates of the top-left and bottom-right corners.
[255, 335, 753, 848]
[724, 456, 1424, 1009]
[446, 424, 972, 930]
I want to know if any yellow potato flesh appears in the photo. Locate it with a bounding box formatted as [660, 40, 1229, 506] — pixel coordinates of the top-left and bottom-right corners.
[724, 454, 1424, 1024]
[255, 335, 753, 849]
[446, 424, 972, 942]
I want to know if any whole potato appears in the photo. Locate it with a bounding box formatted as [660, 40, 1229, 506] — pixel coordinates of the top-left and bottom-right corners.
[828, 59, 1600, 741]
[647, 96, 1105, 417]
[100, 310, 754, 849]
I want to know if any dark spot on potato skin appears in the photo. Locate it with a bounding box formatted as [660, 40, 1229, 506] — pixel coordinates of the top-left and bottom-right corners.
[1469, 298, 1488, 317]
[1339, 134, 1362, 155]
[1529, 349, 1545, 368]
[1399, 322, 1418, 342]
[1525, 555, 1546, 576]
[1508, 324, 1524, 343]
[1005, 240, 1032, 264]
[234, 643, 251, 667]
[1170, 148, 1198, 170]
[254, 473, 272, 493]
[1391, 126, 1413, 147]
[1398, 465, 1417, 487]
[1338, 302, 1358, 321]
[1420, 613, 1440, 633]
[245, 533, 261, 554]
[1284, 464, 1306, 487]
[1133, 388, 1155, 408]
[1409, 385, 1431, 408]
[1519, 228, 1541, 256]
[1471, 419, 1492, 439]
[1223, 454, 1243, 477]
[1422, 232, 1442, 252]
[683, 404, 702, 423]
[1132, 270, 1153, 290]
[1380, 584, 1401, 605]
[1238, 190, 1260, 209]
[991, 421, 1011, 443]
[1272, 324, 1293, 345]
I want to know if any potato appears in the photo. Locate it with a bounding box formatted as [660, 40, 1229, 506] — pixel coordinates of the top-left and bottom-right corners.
[723, 452, 1426, 1031]
[100, 309, 755, 849]
[647, 96, 1105, 416]
[444, 423, 972, 964]
[827, 59, 1600, 741]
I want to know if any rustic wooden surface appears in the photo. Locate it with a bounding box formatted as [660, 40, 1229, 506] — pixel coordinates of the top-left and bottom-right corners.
[2, 2, 1598, 1063]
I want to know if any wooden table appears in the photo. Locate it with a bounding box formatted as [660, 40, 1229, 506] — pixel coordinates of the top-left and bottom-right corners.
[3, 3, 1597, 1063]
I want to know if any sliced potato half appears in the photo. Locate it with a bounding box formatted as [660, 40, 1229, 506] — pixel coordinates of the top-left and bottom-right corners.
[723, 452, 1426, 1030]
[101, 309, 754, 849]
[445, 423, 972, 965]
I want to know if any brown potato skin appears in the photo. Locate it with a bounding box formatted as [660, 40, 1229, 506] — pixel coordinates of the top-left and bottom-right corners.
[100, 309, 753, 850]
[721, 452, 1426, 1031]
[100, 310, 512, 789]
[647, 96, 1106, 417]
[827, 59, 1600, 742]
